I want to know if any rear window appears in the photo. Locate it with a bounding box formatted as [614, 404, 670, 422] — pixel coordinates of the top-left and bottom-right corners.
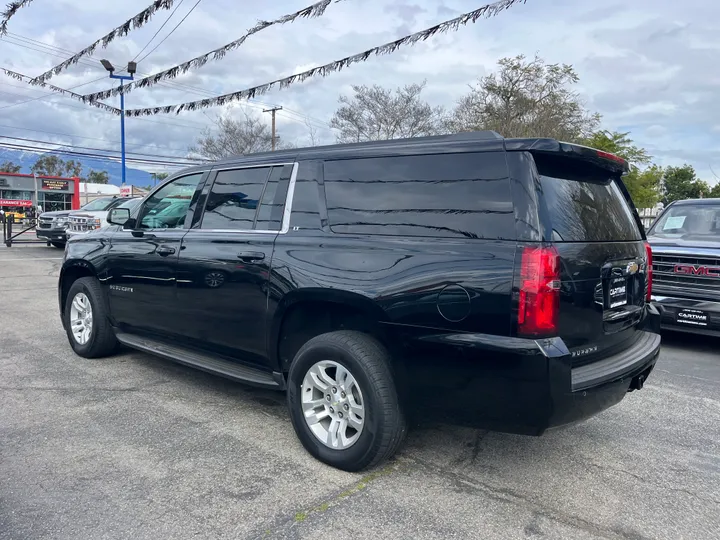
[534, 154, 641, 242]
[323, 152, 514, 239]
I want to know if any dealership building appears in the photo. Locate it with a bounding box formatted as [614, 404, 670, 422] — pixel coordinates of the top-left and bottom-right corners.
[0, 172, 81, 212]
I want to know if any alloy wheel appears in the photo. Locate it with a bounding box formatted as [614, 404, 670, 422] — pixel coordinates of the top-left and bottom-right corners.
[301, 360, 365, 450]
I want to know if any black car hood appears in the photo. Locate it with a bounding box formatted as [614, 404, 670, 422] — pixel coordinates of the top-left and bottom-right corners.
[648, 235, 720, 252]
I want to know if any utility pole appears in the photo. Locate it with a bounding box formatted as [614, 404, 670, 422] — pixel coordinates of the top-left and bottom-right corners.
[263, 106, 282, 151]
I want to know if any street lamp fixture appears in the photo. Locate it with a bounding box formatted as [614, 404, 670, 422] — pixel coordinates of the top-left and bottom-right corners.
[100, 59, 135, 186]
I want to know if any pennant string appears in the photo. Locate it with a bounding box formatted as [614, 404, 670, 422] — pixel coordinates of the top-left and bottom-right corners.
[82, 0, 344, 102]
[32, 0, 178, 82]
[0, 0, 35, 35]
[124, 0, 527, 117]
[1, 68, 121, 115]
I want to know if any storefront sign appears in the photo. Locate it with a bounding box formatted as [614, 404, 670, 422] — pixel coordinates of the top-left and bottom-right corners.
[41, 179, 70, 191]
[120, 186, 132, 196]
[0, 199, 32, 207]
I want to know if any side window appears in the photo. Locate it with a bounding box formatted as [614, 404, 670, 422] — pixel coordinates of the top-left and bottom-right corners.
[323, 152, 514, 239]
[138, 173, 203, 229]
[201, 167, 271, 230]
[255, 165, 293, 231]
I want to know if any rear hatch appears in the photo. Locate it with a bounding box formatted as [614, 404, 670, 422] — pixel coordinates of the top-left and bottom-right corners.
[530, 150, 649, 363]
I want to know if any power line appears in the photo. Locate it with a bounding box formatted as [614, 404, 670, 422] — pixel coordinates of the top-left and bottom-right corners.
[0, 141, 200, 167]
[125, 0, 527, 117]
[84, 0, 345, 102]
[34, 0, 179, 82]
[133, 0, 186, 62]
[136, 0, 203, 64]
[0, 135, 209, 162]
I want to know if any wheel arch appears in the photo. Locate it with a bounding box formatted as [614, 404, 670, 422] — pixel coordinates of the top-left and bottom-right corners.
[269, 288, 394, 374]
[59, 259, 100, 318]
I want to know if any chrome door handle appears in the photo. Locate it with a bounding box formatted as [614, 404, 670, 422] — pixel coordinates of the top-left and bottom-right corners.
[157, 246, 176, 256]
[237, 251, 265, 262]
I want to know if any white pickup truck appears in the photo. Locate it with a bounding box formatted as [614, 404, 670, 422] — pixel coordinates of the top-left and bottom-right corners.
[66, 196, 143, 239]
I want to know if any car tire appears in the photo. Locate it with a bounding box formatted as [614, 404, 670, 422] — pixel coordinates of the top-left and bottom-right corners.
[287, 330, 407, 472]
[63, 277, 118, 358]
[51, 242, 65, 249]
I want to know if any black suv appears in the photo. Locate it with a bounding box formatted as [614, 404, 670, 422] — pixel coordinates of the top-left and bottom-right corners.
[647, 198, 720, 335]
[59, 132, 661, 471]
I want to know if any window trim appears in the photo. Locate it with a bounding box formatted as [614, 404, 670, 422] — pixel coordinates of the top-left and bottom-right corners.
[191, 162, 298, 235]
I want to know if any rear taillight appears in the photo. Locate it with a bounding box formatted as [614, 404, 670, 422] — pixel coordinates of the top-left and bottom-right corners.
[645, 242, 652, 302]
[518, 246, 560, 337]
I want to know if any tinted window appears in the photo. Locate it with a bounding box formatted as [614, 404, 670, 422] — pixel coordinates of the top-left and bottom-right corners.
[138, 173, 203, 229]
[649, 203, 720, 239]
[255, 165, 292, 231]
[201, 167, 271, 230]
[535, 154, 641, 242]
[324, 152, 514, 239]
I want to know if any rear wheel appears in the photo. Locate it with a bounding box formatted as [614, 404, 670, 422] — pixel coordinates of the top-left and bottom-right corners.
[63, 277, 117, 358]
[287, 331, 407, 471]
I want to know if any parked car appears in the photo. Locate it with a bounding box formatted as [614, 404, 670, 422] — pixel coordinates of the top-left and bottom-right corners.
[66, 196, 142, 240]
[647, 198, 720, 335]
[58, 132, 661, 471]
[38, 196, 131, 248]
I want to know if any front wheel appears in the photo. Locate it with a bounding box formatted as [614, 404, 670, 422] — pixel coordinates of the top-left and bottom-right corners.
[63, 277, 118, 358]
[287, 331, 407, 471]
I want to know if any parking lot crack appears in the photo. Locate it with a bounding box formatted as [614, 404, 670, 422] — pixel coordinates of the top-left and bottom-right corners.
[249, 460, 408, 539]
[407, 456, 646, 540]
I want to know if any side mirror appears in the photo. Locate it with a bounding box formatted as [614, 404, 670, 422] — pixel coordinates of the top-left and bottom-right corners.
[107, 208, 130, 226]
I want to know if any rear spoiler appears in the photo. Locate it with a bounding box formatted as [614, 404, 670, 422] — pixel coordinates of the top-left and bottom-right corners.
[504, 138, 630, 174]
[505, 137, 644, 239]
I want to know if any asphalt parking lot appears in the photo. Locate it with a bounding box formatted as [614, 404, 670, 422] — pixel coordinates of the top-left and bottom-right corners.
[1, 245, 719, 540]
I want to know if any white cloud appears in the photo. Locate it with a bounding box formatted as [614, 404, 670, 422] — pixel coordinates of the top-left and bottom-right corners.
[0, 0, 717, 179]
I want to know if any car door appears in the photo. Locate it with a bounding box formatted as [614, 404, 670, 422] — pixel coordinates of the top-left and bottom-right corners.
[104, 172, 206, 336]
[175, 162, 296, 368]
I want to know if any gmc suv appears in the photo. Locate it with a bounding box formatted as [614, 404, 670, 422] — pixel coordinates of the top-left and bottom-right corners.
[58, 132, 661, 471]
[648, 198, 720, 335]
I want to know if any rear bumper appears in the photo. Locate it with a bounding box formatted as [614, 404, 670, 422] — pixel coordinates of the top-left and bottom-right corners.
[652, 293, 720, 337]
[395, 304, 662, 435]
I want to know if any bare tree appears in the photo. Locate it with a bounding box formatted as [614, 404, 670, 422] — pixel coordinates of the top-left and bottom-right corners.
[191, 111, 279, 159]
[330, 81, 448, 143]
[449, 54, 601, 142]
[304, 118, 320, 147]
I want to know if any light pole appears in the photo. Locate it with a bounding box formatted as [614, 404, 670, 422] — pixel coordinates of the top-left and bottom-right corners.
[101, 60, 136, 186]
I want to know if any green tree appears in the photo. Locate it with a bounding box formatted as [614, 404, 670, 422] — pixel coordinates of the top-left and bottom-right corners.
[450, 54, 601, 142]
[31, 155, 83, 177]
[663, 165, 710, 204]
[583, 130, 661, 207]
[85, 170, 109, 184]
[709, 182, 720, 198]
[0, 161, 22, 173]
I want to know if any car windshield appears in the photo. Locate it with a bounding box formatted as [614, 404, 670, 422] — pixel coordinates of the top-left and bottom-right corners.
[117, 197, 143, 210]
[649, 203, 720, 238]
[80, 197, 118, 211]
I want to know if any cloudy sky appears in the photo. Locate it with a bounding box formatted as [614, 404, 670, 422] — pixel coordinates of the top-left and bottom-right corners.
[1, 0, 718, 181]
